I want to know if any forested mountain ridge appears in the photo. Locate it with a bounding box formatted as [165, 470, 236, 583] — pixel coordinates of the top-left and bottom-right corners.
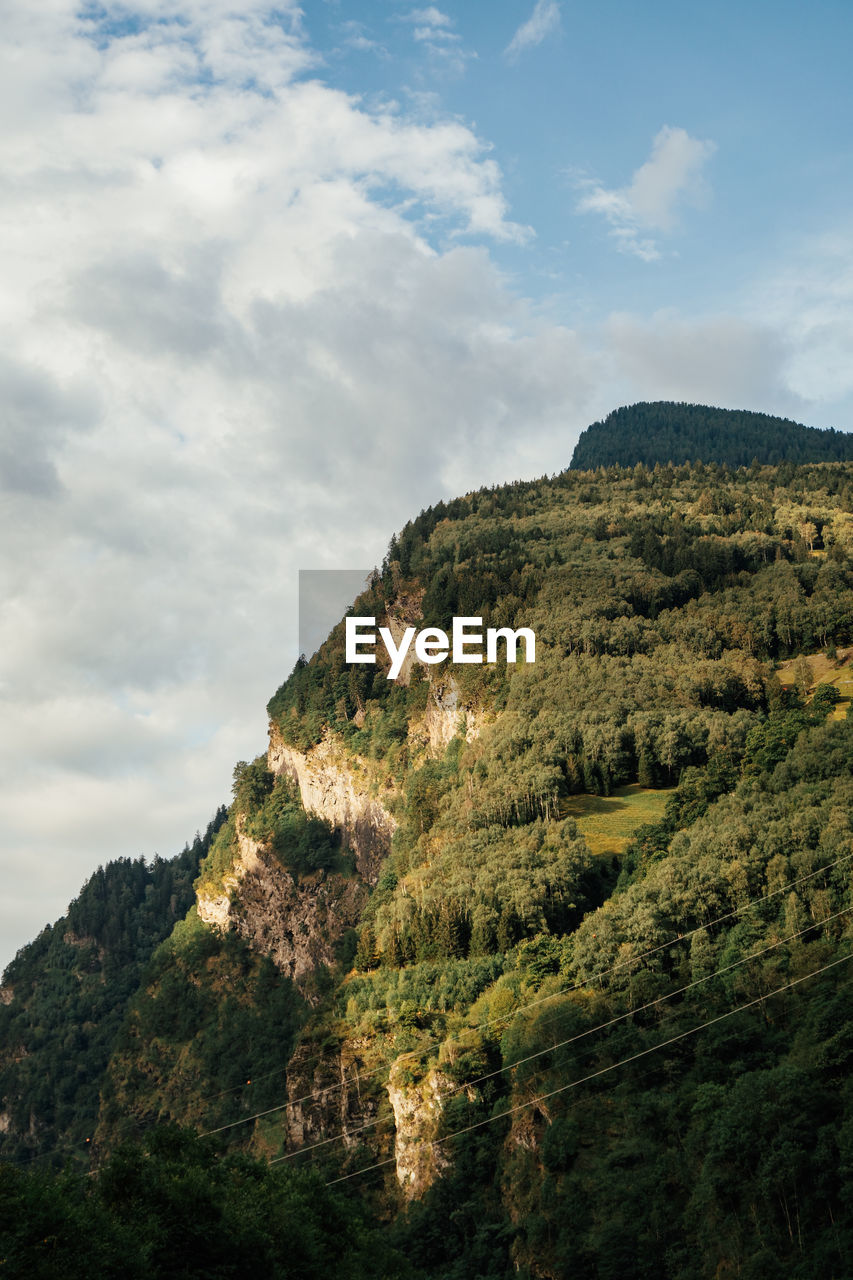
[0, 810, 226, 1168]
[570, 401, 853, 469]
[3, 444, 853, 1278]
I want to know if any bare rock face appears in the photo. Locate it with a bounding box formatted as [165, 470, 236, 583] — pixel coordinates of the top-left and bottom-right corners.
[0, 986, 13, 1007]
[230, 861, 366, 992]
[380, 590, 426, 687]
[415, 675, 483, 756]
[196, 727, 389, 1000]
[197, 822, 366, 997]
[386, 1058, 458, 1198]
[285, 1038, 382, 1153]
[268, 725, 396, 885]
[196, 823, 264, 931]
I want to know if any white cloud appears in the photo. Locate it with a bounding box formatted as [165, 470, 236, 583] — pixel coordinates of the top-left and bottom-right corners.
[404, 7, 454, 28]
[505, 0, 561, 60]
[748, 232, 853, 407]
[604, 310, 801, 413]
[0, 0, 588, 969]
[337, 20, 387, 56]
[400, 5, 474, 73]
[575, 125, 717, 260]
[1, 0, 852, 974]
[413, 25, 457, 42]
[401, 6, 457, 42]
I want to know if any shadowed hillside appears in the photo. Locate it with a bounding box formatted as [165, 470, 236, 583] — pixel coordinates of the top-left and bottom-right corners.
[570, 401, 853, 470]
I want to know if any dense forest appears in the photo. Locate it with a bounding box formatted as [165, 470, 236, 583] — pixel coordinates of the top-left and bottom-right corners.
[570, 402, 853, 469]
[3, 438, 853, 1278]
[0, 810, 226, 1168]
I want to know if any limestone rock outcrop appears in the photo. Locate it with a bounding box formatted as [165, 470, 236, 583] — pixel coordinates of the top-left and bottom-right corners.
[268, 726, 396, 884]
[196, 822, 366, 997]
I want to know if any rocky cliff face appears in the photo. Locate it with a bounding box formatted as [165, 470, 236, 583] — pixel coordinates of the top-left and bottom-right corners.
[283, 1043, 462, 1198]
[230, 860, 366, 994]
[268, 726, 396, 884]
[413, 675, 483, 756]
[284, 1037, 387, 1156]
[386, 1058, 460, 1198]
[196, 701, 485, 1170]
[191, 720, 399, 1009]
[196, 822, 366, 996]
[263, 703, 484, 1178]
[380, 590, 426, 687]
[196, 821, 264, 930]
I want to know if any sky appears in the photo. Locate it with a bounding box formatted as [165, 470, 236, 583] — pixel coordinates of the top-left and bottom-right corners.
[2, 0, 853, 971]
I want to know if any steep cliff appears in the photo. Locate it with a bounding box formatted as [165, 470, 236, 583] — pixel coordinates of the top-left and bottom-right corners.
[197, 821, 367, 993]
[268, 726, 397, 885]
[386, 1058, 458, 1197]
[411, 674, 483, 756]
[284, 1037, 387, 1157]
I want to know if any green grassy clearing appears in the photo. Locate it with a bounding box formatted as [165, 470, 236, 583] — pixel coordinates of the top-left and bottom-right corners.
[776, 648, 853, 720]
[559, 783, 676, 856]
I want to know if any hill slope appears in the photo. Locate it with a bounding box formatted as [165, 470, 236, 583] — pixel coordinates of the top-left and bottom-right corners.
[0, 812, 225, 1166]
[3, 447, 853, 1278]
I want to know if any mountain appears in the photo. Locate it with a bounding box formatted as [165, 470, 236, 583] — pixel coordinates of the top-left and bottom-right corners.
[0, 812, 226, 1168]
[3, 435, 853, 1278]
[570, 401, 853, 470]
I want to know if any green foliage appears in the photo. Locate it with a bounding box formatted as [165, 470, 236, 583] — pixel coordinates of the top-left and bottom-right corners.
[571, 401, 853, 470]
[6, 443, 853, 1277]
[339, 955, 506, 1031]
[267, 461, 853, 816]
[197, 772, 343, 894]
[371, 818, 606, 966]
[246, 775, 343, 877]
[813, 681, 842, 712]
[0, 1126, 409, 1279]
[0, 809, 226, 1167]
[232, 758, 274, 810]
[373, 714, 853, 1278]
[97, 911, 307, 1142]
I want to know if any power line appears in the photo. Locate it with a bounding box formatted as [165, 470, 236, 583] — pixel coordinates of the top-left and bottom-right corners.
[0, 1133, 95, 1171]
[285, 846, 853, 1098]
[267, 904, 850, 1164]
[199, 848, 852, 1138]
[197, 1065, 290, 1107]
[195, 850, 845, 1134]
[324, 948, 853, 1188]
[7, 848, 850, 1165]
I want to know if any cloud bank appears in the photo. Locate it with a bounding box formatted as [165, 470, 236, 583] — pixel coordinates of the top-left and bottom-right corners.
[0, 1, 850, 971]
[0, 0, 589, 966]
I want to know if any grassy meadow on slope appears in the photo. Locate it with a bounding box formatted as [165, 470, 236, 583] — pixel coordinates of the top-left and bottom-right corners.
[559, 783, 676, 855]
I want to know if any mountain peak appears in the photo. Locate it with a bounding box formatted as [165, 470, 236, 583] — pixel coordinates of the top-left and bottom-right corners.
[570, 400, 853, 470]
